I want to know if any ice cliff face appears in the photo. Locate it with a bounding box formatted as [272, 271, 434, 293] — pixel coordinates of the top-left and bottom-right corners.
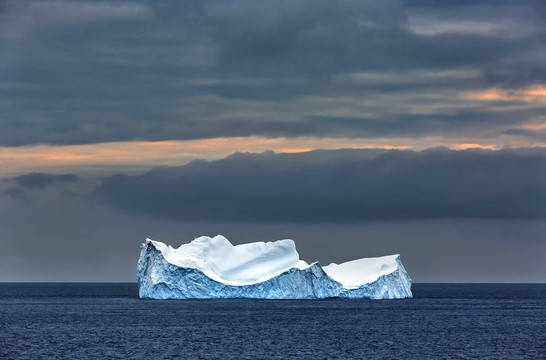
[137, 236, 412, 299]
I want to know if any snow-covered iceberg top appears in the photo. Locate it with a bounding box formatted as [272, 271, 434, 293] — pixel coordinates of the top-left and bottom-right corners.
[138, 235, 412, 299]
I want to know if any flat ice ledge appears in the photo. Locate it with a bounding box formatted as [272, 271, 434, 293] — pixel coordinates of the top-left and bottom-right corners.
[137, 236, 412, 299]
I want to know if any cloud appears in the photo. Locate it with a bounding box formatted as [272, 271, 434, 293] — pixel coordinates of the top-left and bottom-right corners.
[502, 127, 546, 142]
[11, 172, 79, 189]
[0, 137, 416, 177]
[212, 2, 533, 75]
[96, 147, 546, 222]
[0, 0, 544, 146]
[2, 187, 26, 200]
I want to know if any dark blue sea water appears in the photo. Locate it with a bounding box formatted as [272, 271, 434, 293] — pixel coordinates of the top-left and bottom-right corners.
[0, 284, 544, 359]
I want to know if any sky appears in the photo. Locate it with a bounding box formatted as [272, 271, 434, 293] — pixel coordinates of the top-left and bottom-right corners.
[0, 0, 545, 282]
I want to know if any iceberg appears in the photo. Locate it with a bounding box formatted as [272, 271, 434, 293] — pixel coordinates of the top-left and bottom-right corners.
[137, 235, 412, 299]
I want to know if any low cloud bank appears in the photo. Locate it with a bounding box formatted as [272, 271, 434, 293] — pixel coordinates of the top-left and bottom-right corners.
[96, 147, 546, 222]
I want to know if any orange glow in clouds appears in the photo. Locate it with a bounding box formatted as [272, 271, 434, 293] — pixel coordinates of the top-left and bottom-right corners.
[473, 90, 506, 101]
[526, 86, 546, 96]
[466, 85, 546, 102]
[451, 143, 498, 150]
[0, 137, 415, 176]
[0, 136, 540, 176]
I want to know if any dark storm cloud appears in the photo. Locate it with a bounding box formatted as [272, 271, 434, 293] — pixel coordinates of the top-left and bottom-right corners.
[96, 148, 546, 222]
[213, 4, 531, 75]
[2, 187, 26, 200]
[0, 0, 544, 146]
[502, 128, 546, 142]
[11, 173, 79, 189]
[483, 60, 546, 89]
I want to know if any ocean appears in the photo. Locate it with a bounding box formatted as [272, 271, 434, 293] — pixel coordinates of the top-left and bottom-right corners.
[1, 283, 544, 359]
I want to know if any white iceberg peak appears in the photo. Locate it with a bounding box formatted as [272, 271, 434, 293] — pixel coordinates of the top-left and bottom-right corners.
[146, 235, 311, 286]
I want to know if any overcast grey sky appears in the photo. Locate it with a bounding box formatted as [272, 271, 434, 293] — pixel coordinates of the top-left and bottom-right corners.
[0, 0, 545, 282]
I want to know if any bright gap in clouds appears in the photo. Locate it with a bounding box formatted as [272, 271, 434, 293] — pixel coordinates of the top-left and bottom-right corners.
[1, 135, 536, 176]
